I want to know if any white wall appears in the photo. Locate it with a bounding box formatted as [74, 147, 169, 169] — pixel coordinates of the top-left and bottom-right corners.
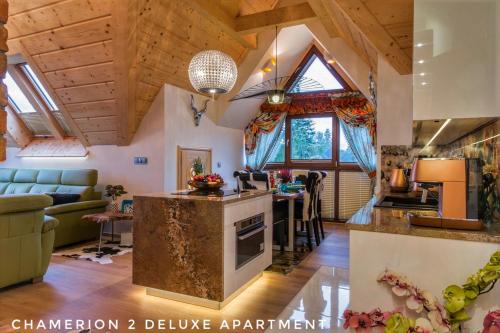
[163, 85, 244, 191]
[1, 91, 166, 200]
[413, 0, 500, 119]
[376, 56, 413, 192]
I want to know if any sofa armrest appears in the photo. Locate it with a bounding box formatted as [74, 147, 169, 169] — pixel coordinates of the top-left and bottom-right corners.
[42, 215, 60, 233]
[0, 194, 53, 214]
[45, 200, 108, 215]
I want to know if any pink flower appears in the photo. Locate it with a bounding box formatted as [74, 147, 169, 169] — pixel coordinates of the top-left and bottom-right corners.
[483, 310, 500, 333]
[349, 314, 373, 332]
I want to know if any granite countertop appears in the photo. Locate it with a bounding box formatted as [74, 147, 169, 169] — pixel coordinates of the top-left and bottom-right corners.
[347, 196, 500, 244]
[134, 189, 272, 204]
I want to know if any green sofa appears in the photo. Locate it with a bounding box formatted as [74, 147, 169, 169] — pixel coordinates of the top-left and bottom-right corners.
[0, 194, 58, 288]
[0, 168, 108, 247]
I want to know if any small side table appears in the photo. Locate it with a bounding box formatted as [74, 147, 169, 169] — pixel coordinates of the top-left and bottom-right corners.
[82, 212, 133, 254]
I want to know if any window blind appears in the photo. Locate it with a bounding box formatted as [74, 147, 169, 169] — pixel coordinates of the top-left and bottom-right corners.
[338, 171, 371, 220]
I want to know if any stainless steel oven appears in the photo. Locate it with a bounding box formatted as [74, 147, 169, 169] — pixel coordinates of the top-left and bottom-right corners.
[235, 213, 266, 269]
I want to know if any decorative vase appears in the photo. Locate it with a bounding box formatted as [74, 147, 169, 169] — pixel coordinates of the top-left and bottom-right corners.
[109, 200, 120, 213]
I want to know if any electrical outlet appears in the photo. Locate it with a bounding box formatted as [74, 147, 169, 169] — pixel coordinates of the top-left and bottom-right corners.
[134, 157, 148, 165]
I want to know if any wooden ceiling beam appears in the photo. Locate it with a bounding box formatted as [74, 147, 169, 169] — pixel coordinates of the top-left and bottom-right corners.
[5, 104, 32, 147]
[334, 0, 412, 75]
[7, 64, 66, 140]
[306, 0, 340, 38]
[113, 0, 136, 146]
[184, 0, 257, 49]
[235, 2, 317, 34]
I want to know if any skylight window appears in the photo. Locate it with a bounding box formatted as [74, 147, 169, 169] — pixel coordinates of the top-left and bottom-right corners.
[4, 72, 37, 113]
[20, 64, 59, 111]
[288, 52, 347, 93]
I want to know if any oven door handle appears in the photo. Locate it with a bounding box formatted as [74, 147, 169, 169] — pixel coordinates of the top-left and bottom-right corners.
[237, 225, 267, 241]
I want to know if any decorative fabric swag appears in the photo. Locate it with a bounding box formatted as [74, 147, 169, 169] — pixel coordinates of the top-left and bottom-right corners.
[244, 111, 285, 155]
[260, 91, 376, 146]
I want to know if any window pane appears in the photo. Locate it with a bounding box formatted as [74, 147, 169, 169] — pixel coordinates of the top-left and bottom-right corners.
[291, 117, 332, 160]
[268, 123, 285, 163]
[21, 64, 59, 111]
[339, 125, 357, 163]
[4, 73, 37, 113]
[289, 56, 344, 93]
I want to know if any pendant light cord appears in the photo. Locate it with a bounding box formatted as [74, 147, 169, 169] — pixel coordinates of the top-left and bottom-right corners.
[275, 25, 278, 89]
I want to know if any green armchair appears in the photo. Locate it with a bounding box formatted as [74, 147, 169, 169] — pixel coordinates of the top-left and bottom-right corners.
[0, 194, 58, 289]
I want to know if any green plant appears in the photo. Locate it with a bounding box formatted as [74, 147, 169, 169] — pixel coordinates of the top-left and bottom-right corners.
[192, 157, 204, 175]
[443, 251, 500, 330]
[104, 185, 128, 201]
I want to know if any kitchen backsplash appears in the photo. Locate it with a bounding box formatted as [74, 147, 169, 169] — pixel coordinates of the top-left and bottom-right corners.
[381, 119, 499, 223]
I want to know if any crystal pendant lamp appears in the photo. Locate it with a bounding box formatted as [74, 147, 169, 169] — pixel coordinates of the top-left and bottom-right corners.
[188, 50, 238, 95]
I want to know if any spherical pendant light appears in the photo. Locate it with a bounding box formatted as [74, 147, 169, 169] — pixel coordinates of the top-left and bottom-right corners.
[188, 50, 238, 95]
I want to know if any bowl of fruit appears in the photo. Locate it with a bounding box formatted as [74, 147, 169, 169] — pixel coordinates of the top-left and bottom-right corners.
[188, 174, 225, 191]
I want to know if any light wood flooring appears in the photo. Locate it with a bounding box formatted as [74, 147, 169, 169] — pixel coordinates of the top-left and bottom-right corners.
[0, 224, 349, 333]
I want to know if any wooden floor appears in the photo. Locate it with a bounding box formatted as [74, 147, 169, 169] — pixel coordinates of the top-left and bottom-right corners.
[0, 224, 349, 333]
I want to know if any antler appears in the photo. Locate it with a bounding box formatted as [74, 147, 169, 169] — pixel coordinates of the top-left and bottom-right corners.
[200, 99, 209, 114]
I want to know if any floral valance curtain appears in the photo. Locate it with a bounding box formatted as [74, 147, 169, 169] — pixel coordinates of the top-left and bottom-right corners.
[261, 91, 376, 146]
[244, 110, 286, 155]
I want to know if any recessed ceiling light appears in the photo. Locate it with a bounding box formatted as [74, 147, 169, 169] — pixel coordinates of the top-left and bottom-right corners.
[416, 43, 424, 48]
[419, 72, 425, 76]
[418, 60, 425, 64]
[421, 82, 427, 86]
[327, 59, 335, 64]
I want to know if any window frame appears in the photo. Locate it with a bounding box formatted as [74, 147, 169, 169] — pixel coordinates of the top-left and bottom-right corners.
[285, 45, 352, 95]
[266, 113, 361, 172]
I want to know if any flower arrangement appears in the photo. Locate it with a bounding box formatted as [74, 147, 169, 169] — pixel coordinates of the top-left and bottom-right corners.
[278, 169, 292, 183]
[343, 251, 500, 333]
[442, 251, 499, 329]
[482, 310, 500, 333]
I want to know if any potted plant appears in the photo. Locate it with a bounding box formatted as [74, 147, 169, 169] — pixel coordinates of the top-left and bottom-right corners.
[104, 185, 128, 213]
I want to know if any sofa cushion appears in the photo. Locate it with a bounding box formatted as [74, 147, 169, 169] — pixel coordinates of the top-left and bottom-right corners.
[29, 184, 59, 194]
[13, 169, 39, 183]
[0, 182, 9, 194]
[0, 169, 15, 182]
[56, 185, 93, 202]
[4, 183, 35, 194]
[45, 193, 80, 205]
[61, 169, 98, 186]
[37, 169, 62, 184]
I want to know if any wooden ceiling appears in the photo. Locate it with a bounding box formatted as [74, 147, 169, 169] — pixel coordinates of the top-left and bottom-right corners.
[5, 0, 413, 147]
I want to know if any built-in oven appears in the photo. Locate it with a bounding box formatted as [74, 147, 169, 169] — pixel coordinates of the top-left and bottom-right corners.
[235, 213, 266, 270]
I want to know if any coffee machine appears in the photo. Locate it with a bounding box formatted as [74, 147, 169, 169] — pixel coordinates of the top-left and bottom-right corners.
[409, 158, 483, 230]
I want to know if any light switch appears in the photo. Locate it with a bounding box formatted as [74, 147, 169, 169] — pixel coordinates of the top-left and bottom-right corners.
[134, 157, 148, 165]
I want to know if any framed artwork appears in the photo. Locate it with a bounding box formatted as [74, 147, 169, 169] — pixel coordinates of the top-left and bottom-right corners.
[177, 146, 212, 190]
[121, 200, 134, 214]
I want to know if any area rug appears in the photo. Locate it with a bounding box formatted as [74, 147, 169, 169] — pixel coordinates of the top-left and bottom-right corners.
[266, 231, 328, 275]
[53, 242, 132, 265]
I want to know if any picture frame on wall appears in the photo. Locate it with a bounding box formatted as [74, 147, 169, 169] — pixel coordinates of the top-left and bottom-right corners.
[177, 146, 212, 190]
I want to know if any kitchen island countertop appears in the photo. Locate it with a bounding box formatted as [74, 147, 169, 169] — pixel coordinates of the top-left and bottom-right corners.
[346, 196, 500, 244]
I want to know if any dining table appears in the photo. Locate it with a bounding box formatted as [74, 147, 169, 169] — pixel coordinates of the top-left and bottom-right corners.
[272, 191, 304, 252]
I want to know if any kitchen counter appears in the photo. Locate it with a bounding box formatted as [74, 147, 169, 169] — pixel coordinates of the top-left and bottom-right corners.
[132, 190, 273, 309]
[347, 196, 500, 244]
[347, 195, 499, 330]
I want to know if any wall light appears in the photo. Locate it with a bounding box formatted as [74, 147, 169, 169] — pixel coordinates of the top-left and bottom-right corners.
[416, 43, 424, 48]
[419, 72, 425, 76]
[418, 60, 425, 64]
[421, 82, 427, 86]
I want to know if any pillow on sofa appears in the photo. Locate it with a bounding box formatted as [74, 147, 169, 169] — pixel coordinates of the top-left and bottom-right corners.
[45, 193, 81, 205]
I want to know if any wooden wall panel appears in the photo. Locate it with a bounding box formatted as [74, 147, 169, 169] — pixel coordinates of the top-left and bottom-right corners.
[45, 62, 114, 88]
[65, 100, 117, 118]
[19, 16, 112, 55]
[7, 0, 111, 39]
[74, 116, 118, 132]
[84, 130, 117, 145]
[56, 82, 116, 104]
[32, 41, 113, 72]
[8, 1, 62, 15]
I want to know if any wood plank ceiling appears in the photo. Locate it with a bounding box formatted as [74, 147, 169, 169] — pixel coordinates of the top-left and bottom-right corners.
[5, 0, 413, 147]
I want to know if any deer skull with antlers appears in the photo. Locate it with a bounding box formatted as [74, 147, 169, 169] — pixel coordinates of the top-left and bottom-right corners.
[190, 94, 209, 126]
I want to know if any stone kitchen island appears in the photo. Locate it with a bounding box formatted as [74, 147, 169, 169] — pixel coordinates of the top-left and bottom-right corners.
[132, 190, 273, 309]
